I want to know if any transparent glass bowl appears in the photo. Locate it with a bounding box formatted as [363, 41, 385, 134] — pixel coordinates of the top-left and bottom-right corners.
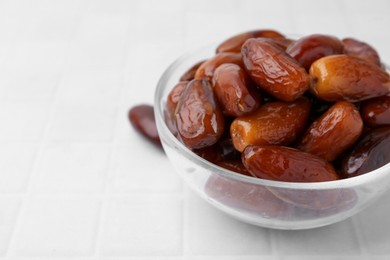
[154, 44, 390, 230]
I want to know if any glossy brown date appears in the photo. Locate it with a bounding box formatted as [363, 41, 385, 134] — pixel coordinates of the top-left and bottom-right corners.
[212, 63, 261, 117]
[361, 95, 390, 127]
[242, 145, 340, 182]
[165, 81, 188, 135]
[194, 52, 243, 80]
[179, 60, 205, 81]
[129, 104, 162, 147]
[297, 101, 363, 161]
[230, 98, 311, 152]
[242, 38, 309, 101]
[216, 29, 285, 53]
[342, 37, 381, 67]
[286, 34, 343, 71]
[341, 126, 390, 178]
[310, 55, 390, 102]
[175, 79, 224, 149]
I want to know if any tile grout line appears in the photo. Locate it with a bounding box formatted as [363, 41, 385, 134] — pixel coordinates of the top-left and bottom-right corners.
[4, 1, 86, 256]
[92, 6, 134, 256]
[351, 216, 368, 256]
[182, 186, 190, 258]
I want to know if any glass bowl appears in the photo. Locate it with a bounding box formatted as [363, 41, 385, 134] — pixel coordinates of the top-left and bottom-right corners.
[154, 43, 390, 230]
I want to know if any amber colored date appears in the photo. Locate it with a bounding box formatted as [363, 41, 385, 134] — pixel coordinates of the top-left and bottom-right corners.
[361, 95, 390, 127]
[212, 63, 260, 117]
[165, 81, 188, 135]
[297, 101, 363, 161]
[179, 60, 205, 82]
[286, 34, 343, 71]
[129, 104, 162, 147]
[230, 98, 311, 152]
[341, 126, 390, 178]
[242, 145, 339, 182]
[242, 38, 309, 101]
[175, 79, 224, 149]
[342, 38, 381, 67]
[216, 29, 285, 53]
[310, 55, 390, 102]
[194, 52, 243, 80]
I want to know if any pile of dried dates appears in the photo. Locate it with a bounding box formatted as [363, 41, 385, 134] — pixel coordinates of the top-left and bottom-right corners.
[162, 29, 390, 183]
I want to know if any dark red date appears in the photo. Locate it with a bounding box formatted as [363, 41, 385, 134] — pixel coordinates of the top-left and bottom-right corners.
[341, 126, 390, 178]
[342, 37, 381, 67]
[212, 63, 261, 117]
[242, 38, 309, 101]
[242, 145, 339, 182]
[216, 29, 285, 53]
[129, 105, 162, 147]
[286, 34, 343, 71]
[361, 95, 390, 127]
[176, 79, 224, 149]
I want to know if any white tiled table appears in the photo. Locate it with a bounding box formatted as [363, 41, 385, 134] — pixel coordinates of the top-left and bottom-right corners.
[0, 0, 390, 259]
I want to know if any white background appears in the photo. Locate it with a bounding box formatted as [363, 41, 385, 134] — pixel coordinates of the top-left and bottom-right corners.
[0, 0, 390, 259]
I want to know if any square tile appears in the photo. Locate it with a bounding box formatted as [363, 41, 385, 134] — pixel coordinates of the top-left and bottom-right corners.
[65, 41, 126, 71]
[99, 196, 182, 256]
[13, 198, 100, 256]
[23, 12, 77, 41]
[356, 190, 390, 254]
[0, 198, 21, 255]
[0, 70, 59, 101]
[48, 100, 116, 141]
[184, 12, 240, 48]
[187, 193, 271, 255]
[8, 41, 69, 73]
[134, 11, 183, 42]
[272, 219, 360, 255]
[64, 13, 129, 72]
[74, 14, 129, 44]
[33, 143, 110, 193]
[86, 0, 138, 14]
[0, 42, 14, 68]
[0, 101, 50, 141]
[0, 144, 37, 193]
[57, 70, 122, 103]
[109, 138, 181, 193]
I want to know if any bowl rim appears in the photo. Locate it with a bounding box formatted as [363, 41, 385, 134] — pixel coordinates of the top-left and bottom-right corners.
[154, 42, 390, 190]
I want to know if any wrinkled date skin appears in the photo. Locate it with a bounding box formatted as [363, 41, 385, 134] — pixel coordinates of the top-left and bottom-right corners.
[212, 63, 261, 117]
[361, 95, 390, 127]
[216, 29, 285, 53]
[129, 105, 162, 147]
[230, 98, 311, 152]
[242, 38, 310, 102]
[176, 79, 224, 149]
[242, 145, 340, 182]
[194, 52, 243, 80]
[165, 81, 188, 135]
[310, 55, 390, 102]
[342, 38, 381, 67]
[297, 101, 363, 161]
[179, 60, 205, 82]
[205, 174, 293, 218]
[286, 34, 344, 71]
[341, 126, 390, 178]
